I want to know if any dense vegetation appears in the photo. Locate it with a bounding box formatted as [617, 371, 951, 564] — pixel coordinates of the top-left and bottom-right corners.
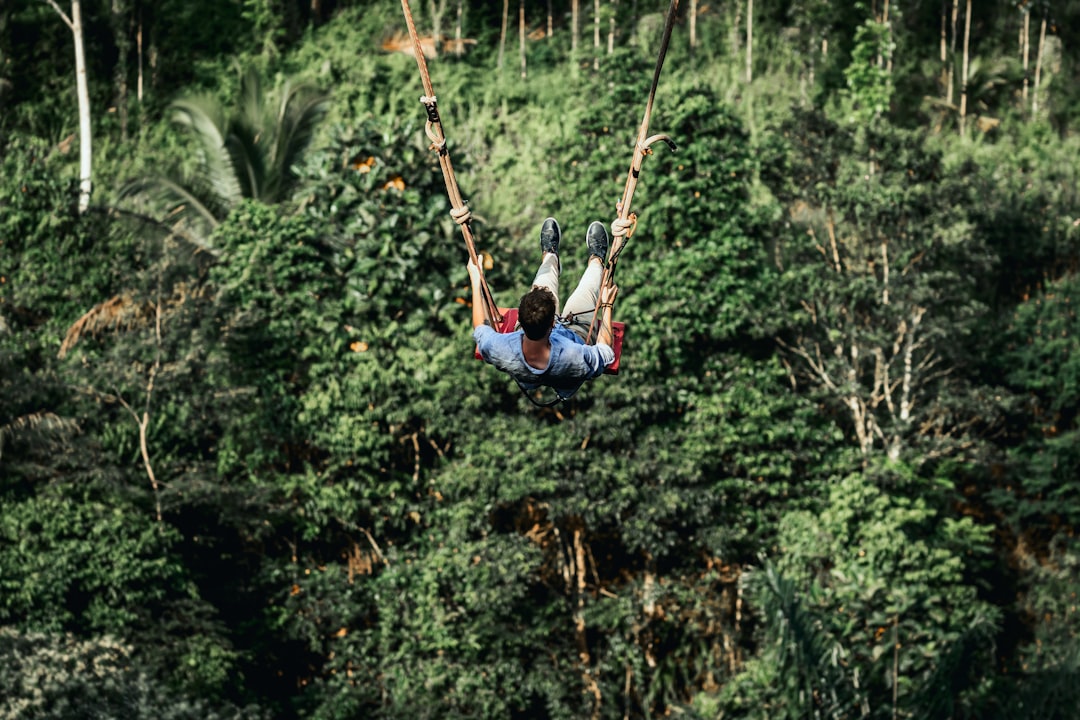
[3, 0, 1080, 717]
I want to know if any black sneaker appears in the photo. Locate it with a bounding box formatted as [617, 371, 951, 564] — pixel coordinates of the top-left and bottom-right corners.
[586, 221, 609, 260]
[540, 217, 561, 255]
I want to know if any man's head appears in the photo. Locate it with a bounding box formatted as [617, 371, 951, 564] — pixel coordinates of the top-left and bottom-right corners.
[519, 286, 556, 340]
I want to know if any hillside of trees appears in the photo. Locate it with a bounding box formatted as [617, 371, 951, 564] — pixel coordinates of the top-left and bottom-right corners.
[2, 1, 1080, 717]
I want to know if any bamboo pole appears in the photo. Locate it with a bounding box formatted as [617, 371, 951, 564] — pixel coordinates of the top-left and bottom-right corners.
[586, 0, 679, 343]
[399, 0, 501, 325]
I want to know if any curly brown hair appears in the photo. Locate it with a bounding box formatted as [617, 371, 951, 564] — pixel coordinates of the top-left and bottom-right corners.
[519, 286, 556, 340]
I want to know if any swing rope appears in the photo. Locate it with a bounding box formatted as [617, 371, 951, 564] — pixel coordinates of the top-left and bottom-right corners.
[586, 0, 680, 345]
[399, 0, 502, 327]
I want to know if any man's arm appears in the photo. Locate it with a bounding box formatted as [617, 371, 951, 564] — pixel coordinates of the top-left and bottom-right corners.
[467, 259, 490, 329]
[596, 283, 619, 349]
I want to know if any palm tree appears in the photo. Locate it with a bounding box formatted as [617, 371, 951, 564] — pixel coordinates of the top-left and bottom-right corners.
[124, 66, 329, 252]
[923, 57, 1020, 133]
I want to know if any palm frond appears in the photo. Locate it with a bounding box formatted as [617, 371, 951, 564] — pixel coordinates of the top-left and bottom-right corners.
[58, 294, 155, 358]
[271, 80, 330, 200]
[171, 96, 245, 206]
[120, 173, 224, 245]
[85, 203, 221, 258]
[0, 411, 80, 461]
[225, 118, 269, 202]
[238, 66, 265, 134]
[750, 559, 863, 719]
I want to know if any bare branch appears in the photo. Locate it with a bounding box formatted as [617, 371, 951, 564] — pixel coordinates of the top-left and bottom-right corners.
[40, 0, 74, 31]
[826, 208, 842, 272]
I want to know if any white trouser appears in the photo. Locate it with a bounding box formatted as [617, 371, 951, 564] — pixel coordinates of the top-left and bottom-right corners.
[531, 253, 603, 342]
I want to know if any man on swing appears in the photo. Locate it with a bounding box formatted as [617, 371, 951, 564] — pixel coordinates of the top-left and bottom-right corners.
[468, 217, 619, 401]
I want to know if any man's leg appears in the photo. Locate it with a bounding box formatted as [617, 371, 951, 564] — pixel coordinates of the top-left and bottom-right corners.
[531, 217, 562, 312]
[561, 221, 609, 342]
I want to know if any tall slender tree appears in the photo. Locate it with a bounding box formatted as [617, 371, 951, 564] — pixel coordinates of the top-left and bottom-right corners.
[519, 0, 526, 79]
[110, 0, 131, 141]
[1022, 3, 1031, 101]
[1033, 7, 1047, 114]
[40, 0, 92, 213]
[593, 0, 600, 69]
[959, 0, 971, 135]
[498, 0, 508, 69]
[572, 0, 579, 52]
[746, 0, 754, 83]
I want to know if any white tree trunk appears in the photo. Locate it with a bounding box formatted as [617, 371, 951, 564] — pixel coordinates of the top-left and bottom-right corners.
[745, 0, 753, 83]
[939, 0, 946, 96]
[593, 0, 600, 70]
[689, 0, 697, 52]
[73, 1, 92, 211]
[607, 0, 615, 55]
[959, 0, 971, 136]
[43, 0, 92, 213]
[1022, 10, 1029, 101]
[572, 0, 579, 53]
[1033, 15, 1047, 115]
[454, 0, 464, 56]
[946, 0, 958, 105]
[428, 0, 447, 57]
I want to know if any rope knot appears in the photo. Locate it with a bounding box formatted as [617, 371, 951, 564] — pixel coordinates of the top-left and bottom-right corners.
[450, 204, 472, 226]
[425, 122, 447, 152]
[612, 214, 637, 240]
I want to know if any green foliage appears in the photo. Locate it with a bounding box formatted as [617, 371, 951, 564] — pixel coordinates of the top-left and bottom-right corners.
[991, 270, 1080, 532]
[720, 468, 998, 718]
[843, 12, 895, 125]
[0, 627, 266, 720]
[994, 536, 1080, 720]
[123, 66, 329, 247]
[0, 491, 184, 633]
[763, 109, 996, 462]
[4, 2, 1080, 716]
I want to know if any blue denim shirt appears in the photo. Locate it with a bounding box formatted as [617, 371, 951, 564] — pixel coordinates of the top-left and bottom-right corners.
[474, 324, 615, 399]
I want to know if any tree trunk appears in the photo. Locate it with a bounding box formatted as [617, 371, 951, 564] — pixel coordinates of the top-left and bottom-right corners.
[428, 0, 446, 57]
[572, 0, 579, 53]
[593, 0, 600, 70]
[519, 0, 526, 79]
[689, 0, 697, 55]
[498, 0, 508, 69]
[1033, 14, 1047, 115]
[731, 1, 741, 57]
[946, 0, 958, 105]
[111, 0, 130, 142]
[547, 0, 552, 38]
[453, 0, 463, 56]
[44, 0, 93, 212]
[745, 0, 753, 83]
[73, 1, 92, 212]
[136, 3, 144, 102]
[959, 0, 970, 136]
[1022, 9, 1030, 102]
[883, 0, 892, 75]
[607, 0, 615, 55]
[939, 0, 947, 97]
